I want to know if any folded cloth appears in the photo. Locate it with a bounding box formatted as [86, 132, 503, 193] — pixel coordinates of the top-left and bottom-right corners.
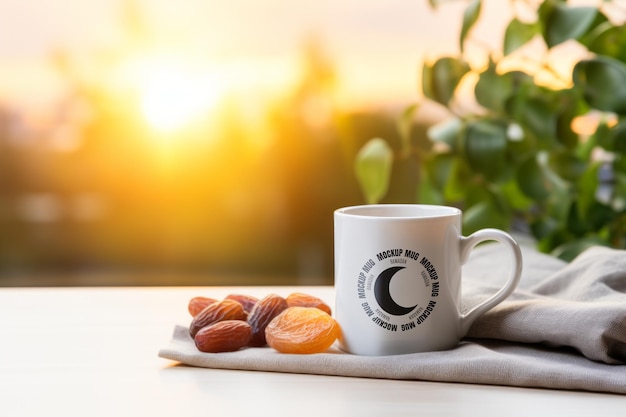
[159, 244, 626, 394]
[464, 245, 626, 364]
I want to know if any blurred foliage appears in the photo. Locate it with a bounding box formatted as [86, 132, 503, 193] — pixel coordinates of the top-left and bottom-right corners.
[357, 0, 626, 261]
[0, 5, 419, 284]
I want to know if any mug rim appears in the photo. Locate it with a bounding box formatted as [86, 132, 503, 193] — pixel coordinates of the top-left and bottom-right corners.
[335, 204, 461, 219]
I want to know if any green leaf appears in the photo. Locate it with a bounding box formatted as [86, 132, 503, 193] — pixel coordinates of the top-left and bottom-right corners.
[530, 217, 560, 241]
[506, 131, 535, 164]
[503, 18, 539, 56]
[424, 153, 468, 204]
[427, 117, 463, 152]
[464, 120, 508, 180]
[573, 57, 626, 114]
[547, 150, 586, 182]
[503, 72, 540, 116]
[519, 97, 557, 144]
[475, 60, 513, 112]
[499, 178, 534, 212]
[555, 90, 587, 150]
[586, 201, 618, 231]
[462, 200, 509, 235]
[443, 158, 473, 202]
[544, 173, 572, 220]
[555, 112, 579, 150]
[536, 228, 572, 254]
[608, 121, 626, 153]
[588, 119, 614, 152]
[422, 57, 470, 106]
[460, 0, 481, 53]
[462, 182, 494, 208]
[421, 60, 435, 102]
[565, 200, 589, 236]
[586, 22, 626, 62]
[576, 123, 600, 160]
[397, 103, 419, 156]
[543, 5, 599, 48]
[517, 155, 551, 200]
[417, 166, 444, 205]
[537, 0, 560, 31]
[355, 138, 393, 204]
[426, 153, 456, 191]
[577, 11, 611, 49]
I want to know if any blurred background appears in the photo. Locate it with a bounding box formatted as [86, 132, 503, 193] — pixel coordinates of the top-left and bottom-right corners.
[0, 0, 507, 286]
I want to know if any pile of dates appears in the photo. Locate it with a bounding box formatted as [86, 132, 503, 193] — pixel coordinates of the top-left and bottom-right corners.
[187, 292, 340, 354]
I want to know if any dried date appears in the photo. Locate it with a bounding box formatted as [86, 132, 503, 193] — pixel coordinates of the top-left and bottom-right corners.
[188, 296, 218, 317]
[225, 294, 259, 313]
[194, 320, 252, 353]
[189, 299, 246, 337]
[247, 294, 288, 346]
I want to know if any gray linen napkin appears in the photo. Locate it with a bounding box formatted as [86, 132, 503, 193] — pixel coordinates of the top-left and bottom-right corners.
[464, 244, 626, 364]
[159, 244, 626, 394]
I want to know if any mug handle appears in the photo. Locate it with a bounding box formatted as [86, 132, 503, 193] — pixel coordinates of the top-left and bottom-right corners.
[458, 228, 523, 335]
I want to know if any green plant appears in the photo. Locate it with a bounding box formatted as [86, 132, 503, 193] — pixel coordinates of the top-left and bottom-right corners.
[355, 0, 626, 260]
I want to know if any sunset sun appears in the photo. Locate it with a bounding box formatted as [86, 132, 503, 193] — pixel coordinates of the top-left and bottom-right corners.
[138, 63, 222, 132]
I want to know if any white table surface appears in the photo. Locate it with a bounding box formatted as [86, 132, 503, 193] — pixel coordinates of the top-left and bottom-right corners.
[1, 286, 624, 417]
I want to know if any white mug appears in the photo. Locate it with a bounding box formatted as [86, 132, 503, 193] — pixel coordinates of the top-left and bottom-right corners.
[334, 204, 522, 356]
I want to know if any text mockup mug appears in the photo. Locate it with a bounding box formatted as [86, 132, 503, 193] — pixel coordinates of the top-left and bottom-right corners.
[334, 204, 522, 356]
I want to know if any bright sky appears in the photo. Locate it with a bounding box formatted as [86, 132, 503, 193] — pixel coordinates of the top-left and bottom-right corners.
[0, 0, 511, 117]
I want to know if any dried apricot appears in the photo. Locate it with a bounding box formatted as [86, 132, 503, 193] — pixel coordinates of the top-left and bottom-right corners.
[189, 299, 246, 337]
[188, 296, 218, 317]
[194, 320, 252, 353]
[247, 294, 288, 346]
[285, 292, 332, 315]
[265, 307, 340, 354]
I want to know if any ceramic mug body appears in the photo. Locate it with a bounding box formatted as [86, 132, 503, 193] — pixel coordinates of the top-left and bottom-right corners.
[334, 204, 522, 356]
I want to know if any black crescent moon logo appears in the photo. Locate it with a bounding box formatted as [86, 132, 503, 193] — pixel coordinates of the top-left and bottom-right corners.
[374, 266, 418, 316]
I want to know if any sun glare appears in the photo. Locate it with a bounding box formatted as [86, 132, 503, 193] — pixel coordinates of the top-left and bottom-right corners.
[137, 62, 221, 132]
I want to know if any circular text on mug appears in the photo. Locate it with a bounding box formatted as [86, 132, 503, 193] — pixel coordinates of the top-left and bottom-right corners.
[356, 248, 440, 332]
